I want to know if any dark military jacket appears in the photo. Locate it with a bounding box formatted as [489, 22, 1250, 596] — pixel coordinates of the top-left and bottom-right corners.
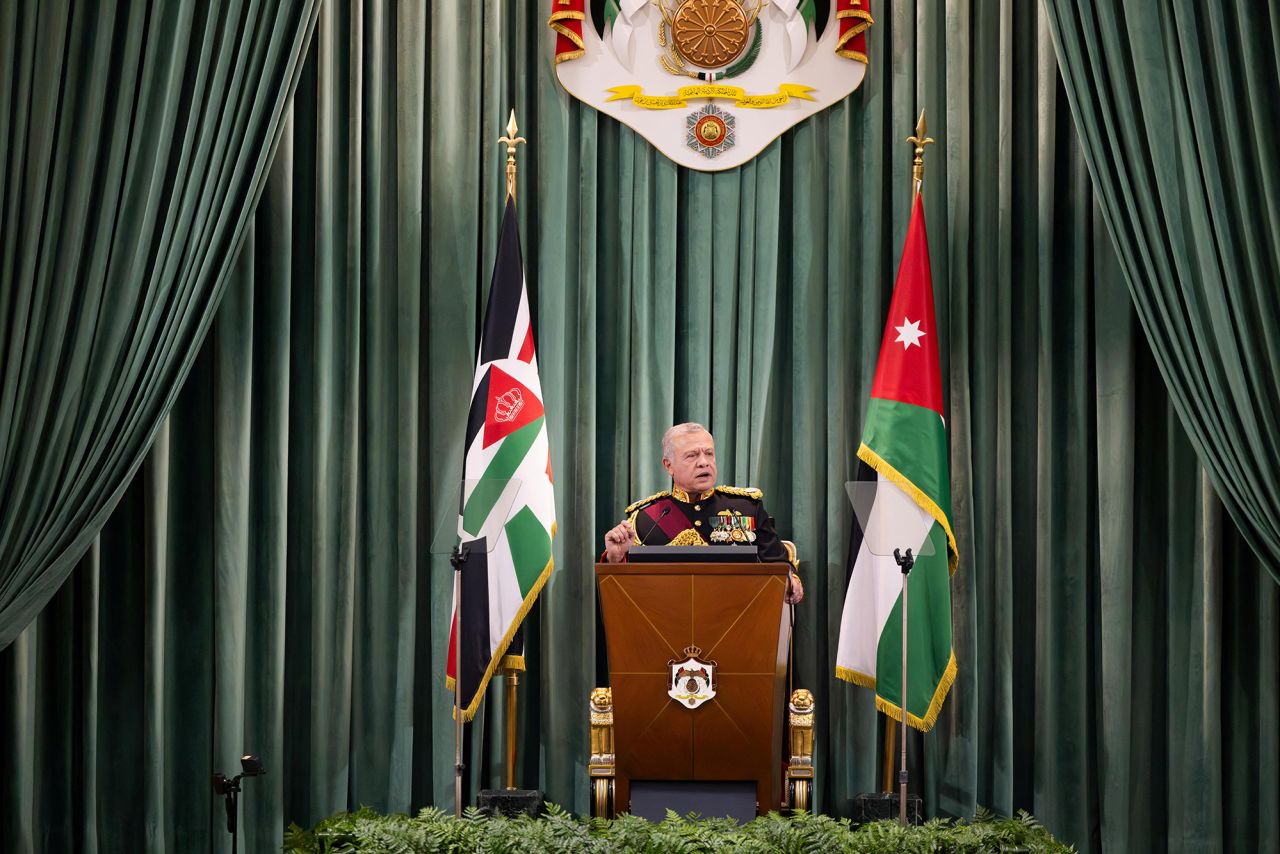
[626, 485, 797, 568]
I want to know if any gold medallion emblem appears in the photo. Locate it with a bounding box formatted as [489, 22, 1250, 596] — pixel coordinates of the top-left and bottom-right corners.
[671, 0, 750, 69]
[687, 104, 736, 159]
[693, 113, 727, 146]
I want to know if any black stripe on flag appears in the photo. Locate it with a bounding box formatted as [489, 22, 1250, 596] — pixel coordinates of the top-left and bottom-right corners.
[479, 200, 525, 365]
[463, 367, 491, 458]
[455, 537, 490, 714]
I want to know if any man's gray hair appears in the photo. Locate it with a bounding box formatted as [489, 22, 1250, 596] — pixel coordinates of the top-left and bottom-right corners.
[661, 422, 712, 460]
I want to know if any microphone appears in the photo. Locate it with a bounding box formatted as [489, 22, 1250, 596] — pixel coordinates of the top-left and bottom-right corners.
[639, 507, 671, 546]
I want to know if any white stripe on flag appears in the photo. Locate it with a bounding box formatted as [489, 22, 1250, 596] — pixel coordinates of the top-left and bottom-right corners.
[488, 536, 522, 652]
[835, 472, 935, 677]
[458, 477, 523, 543]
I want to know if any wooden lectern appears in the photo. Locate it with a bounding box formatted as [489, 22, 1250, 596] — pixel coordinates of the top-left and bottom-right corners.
[592, 562, 795, 818]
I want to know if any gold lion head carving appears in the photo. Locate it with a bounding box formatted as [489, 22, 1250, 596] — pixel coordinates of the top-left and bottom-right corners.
[789, 688, 815, 711]
[590, 687, 613, 710]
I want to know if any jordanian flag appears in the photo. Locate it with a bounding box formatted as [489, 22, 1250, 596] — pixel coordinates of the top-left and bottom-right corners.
[446, 199, 556, 721]
[835, 193, 957, 732]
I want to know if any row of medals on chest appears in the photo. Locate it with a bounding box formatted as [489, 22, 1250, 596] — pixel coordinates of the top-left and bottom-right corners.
[702, 507, 757, 544]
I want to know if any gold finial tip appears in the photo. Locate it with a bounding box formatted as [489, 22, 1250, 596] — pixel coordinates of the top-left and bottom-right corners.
[498, 109, 526, 202]
[906, 109, 934, 196]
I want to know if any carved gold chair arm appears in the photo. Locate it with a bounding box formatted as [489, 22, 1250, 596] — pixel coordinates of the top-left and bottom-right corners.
[588, 687, 615, 818]
[785, 688, 815, 813]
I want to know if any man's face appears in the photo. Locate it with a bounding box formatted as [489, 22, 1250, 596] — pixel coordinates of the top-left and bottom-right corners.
[663, 430, 717, 494]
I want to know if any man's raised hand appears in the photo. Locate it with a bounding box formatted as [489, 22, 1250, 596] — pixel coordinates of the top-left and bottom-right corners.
[603, 519, 635, 563]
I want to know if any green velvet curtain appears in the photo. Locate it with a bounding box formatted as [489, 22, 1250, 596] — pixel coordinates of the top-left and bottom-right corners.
[2, 1, 1277, 852]
[1042, 0, 1280, 581]
[0, 0, 321, 649]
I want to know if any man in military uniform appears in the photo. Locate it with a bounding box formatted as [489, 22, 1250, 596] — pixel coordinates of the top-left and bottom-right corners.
[602, 422, 804, 604]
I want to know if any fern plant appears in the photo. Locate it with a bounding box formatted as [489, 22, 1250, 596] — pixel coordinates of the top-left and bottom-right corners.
[284, 803, 1076, 853]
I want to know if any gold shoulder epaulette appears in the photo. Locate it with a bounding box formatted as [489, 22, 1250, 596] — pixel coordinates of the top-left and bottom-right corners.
[625, 490, 670, 514]
[716, 485, 763, 500]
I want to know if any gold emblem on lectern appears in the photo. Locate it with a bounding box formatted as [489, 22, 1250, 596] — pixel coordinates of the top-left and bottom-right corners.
[668, 645, 718, 709]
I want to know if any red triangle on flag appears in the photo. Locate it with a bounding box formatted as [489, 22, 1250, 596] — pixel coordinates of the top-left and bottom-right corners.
[482, 364, 545, 449]
[869, 194, 945, 417]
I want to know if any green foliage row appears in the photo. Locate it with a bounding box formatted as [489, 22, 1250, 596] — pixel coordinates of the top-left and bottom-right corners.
[283, 804, 1075, 853]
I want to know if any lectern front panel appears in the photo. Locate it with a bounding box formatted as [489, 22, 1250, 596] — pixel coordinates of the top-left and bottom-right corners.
[596, 563, 789, 815]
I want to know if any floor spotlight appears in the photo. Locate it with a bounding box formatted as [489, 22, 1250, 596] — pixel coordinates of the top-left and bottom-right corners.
[212, 754, 266, 854]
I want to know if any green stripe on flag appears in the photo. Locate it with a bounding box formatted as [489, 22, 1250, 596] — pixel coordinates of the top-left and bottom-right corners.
[862, 398, 953, 521]
[462, 418, 543, 535]
[872, 523, 956, 727]
[505, 506, 552, 595]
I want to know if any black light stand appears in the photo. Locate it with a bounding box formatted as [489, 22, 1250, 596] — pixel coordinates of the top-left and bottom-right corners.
[451, 543, 470, 819]
[212, 755, 266, 854]
[892, 548, 914, 827]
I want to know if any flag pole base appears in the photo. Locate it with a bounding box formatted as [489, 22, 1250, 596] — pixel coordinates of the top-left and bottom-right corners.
[478, 788, 543, 819]
[851, 793, 923, 826]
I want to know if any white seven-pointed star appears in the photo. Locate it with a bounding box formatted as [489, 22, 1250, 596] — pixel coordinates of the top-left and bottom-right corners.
[894, 318, 926, 350]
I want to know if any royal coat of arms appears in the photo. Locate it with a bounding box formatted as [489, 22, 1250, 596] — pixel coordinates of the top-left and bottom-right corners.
[550, 0, 873, 171]
[668, 646, 718, 708]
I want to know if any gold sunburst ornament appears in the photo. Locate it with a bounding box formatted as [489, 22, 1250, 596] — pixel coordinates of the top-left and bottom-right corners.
[671, 0, 749, 68]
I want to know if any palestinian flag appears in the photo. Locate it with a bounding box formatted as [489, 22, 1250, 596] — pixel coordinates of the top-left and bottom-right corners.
[446, 199, 556, 721]
[835, 193, 957, 732]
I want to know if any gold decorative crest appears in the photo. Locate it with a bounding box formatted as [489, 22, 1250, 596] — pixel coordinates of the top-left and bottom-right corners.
[552, 0, 873, 172]
[671, 0, 751, 68]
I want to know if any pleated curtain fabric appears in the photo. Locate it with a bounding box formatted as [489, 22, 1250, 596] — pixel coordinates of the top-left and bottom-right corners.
[1, 2, 1278, 853]
[0, 0, 321, 649]
[1042, 0, 1280, 581]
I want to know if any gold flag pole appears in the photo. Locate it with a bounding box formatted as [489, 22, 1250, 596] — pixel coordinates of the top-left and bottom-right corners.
[497, 108, 526, 791]
[884, 111, 933, 801]
[882, 722, 896, 793]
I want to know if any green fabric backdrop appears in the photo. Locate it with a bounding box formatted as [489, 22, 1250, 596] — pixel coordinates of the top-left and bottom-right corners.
[0, 0, 320, 649]
[2, 1, 1277, 852]
[1043, 0, 1280, 582]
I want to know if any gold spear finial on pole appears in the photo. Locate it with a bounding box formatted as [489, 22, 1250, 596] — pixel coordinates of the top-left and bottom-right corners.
[906, 109, 934, 198]
[494, 107, 530, 794]
[497, 109, 526, 204]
